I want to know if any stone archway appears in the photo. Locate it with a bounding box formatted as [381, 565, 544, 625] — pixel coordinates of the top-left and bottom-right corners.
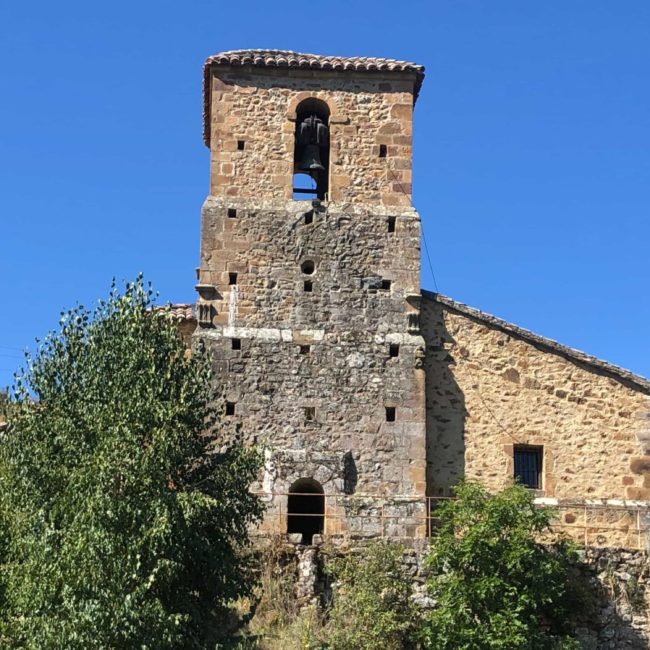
[287, 478, 324, 544]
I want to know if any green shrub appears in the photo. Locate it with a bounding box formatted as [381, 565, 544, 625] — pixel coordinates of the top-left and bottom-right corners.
[421, 481, 582, 650]
[324, 541, 419, 650]
[0, 277, 263, 649]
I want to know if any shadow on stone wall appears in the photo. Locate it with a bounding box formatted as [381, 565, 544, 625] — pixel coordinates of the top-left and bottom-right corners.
[571, 548, 650, 649]
[421, 299, 468, 496]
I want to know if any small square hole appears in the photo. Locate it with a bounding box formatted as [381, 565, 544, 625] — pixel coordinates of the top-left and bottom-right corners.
[232, 338, 241, 350]
[304, 406, 315, 421]
[387, 216, 396, 233]
[304, 211, 314, 225]
[226, 402, 236, 416]
[227, 208, 237, 219]
[380, 280, 392, 291]
[304, 280, 313, 292]
[229, 272, 238, 285]
[300, 345, 310, 355]
[389, 343, 400, 358]
[379, 144, 387, 158]
[385, 406, 396, 422]
[237, 140, 245, 151]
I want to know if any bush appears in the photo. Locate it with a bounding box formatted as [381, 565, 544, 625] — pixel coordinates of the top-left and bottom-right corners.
[324, 541, 419, 650]
[0, 278, 263, 648]
[421, 481, 582, 650]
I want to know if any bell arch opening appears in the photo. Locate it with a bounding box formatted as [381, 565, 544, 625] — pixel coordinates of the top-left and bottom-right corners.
[293, 98, 330, 201]
[287, 478, 325, 544]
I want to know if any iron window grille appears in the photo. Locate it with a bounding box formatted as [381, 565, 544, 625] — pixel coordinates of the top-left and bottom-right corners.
[513, 445, 543, 489]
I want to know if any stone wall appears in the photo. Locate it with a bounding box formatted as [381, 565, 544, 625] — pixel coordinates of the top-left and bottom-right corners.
[421, 294, 650, 518]
[195, 196, 427, 538]
[207, 66, 415, 206]
[271, 541, 650, 649]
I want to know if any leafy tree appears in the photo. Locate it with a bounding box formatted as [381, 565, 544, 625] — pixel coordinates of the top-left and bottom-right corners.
[421, 481, 582, 650]
[324, 541, 419, 650]
[0, 278, 262, 649]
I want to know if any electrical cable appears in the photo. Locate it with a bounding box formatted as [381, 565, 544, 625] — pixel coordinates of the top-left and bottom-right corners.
[387, 162, 520, 443]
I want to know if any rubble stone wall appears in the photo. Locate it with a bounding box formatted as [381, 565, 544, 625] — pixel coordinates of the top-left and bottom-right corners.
[277, 541, 650, 649]
[208, 66, 416, 206]
[421, 297, 650, 506]
[195, 196, 427, 538]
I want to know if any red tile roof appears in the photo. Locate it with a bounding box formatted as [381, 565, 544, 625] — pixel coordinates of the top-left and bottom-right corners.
[202, 49, 425, 146]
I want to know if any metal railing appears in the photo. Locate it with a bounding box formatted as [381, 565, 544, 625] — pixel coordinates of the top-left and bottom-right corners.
[252, 492, 650, 550]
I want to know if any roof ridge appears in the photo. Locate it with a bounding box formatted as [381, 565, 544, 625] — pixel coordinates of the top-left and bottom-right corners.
[202, 49, 425, 147]
[205, 49, 424, 69]
[422, 290, 650, 394]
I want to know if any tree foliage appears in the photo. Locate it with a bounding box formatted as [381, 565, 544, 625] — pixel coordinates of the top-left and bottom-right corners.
[421, 481, 581, 650]
[324, 541, 419, 650]
[0, 278, 262, 649]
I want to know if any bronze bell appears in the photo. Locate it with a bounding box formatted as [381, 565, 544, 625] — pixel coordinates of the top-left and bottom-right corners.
[296, 143, 325, 172]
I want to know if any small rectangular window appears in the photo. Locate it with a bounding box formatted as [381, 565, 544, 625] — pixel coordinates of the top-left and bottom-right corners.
[304, 280, 313, 292]
[389, 343, 400, 358]
[300, 345, 310, 355]
[304, 406, 315, 421]
[379, 144, 387, 158]
[226, 402, 236, 416]
[227, 208, 237, 219]
[387, 216, 396, 233]
[231, 338, 241, 350]
[514, 446, 543, 489]
[385, 406, 396, 422]
[380, 279, 392, 291]
[237, 140, 245, 151]
[229, 272, 238, 285]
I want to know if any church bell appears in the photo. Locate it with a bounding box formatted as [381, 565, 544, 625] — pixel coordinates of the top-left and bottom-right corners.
[293, 111, 329, 198]
[296, 144, 325, 172]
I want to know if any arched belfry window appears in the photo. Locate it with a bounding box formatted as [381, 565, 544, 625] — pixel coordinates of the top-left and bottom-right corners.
[293, 99, 330, 201]
[287, 478, 325, 544]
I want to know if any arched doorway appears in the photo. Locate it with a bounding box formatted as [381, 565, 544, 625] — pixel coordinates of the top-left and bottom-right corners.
[287, 478, 324, 544]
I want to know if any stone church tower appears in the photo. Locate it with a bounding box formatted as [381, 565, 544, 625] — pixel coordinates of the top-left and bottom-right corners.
[195, 50, 428, 540]
[190, 49, 650, 549]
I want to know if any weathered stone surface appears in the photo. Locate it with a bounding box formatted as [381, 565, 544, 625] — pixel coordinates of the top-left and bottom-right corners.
[422, 296, 650, 513]
[184, 50, 650, 548]
[196, 196, 427, 538]
[207, 66, 415, 206]
[260, 542, 650, 648]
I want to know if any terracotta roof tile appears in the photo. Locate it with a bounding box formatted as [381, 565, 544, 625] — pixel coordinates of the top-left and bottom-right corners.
[202, 49, 425, 146]
[155, 304, 196, 322]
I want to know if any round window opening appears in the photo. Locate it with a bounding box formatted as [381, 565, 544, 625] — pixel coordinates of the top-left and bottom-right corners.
[301, 260, 316, 275]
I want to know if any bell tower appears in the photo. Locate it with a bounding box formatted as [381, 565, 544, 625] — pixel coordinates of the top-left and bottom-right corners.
[196, 50, 427, 540]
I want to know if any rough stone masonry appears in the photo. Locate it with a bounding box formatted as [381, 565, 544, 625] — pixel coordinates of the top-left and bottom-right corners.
[190, 49, 650, 549]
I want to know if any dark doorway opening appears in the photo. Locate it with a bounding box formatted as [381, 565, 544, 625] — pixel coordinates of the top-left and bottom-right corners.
[287, 478, 324, 544]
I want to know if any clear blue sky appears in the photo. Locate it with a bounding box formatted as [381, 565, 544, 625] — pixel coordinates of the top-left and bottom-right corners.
[1, 1, 649, 387]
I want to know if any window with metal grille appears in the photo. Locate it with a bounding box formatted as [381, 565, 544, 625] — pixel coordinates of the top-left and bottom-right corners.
[513, 446, 543, 489]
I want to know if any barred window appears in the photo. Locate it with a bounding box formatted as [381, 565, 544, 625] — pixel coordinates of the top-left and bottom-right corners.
[514, 446, 543, 489]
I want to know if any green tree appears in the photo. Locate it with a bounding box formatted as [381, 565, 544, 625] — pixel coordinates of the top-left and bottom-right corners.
[421, 481, 582, 650]
[0, 278, 262, 649]
[324, 541, 419, 650]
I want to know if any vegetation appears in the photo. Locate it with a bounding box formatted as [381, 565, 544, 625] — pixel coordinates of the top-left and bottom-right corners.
[324, 541, 418, 650]
[237, 540, 418, 650]
[420, 481, 582, 650]
[0, 278, 262, 649]
[0, 277, 590, 648]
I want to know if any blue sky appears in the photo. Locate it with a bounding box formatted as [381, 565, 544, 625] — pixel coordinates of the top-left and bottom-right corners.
[1, 0, 649, 386]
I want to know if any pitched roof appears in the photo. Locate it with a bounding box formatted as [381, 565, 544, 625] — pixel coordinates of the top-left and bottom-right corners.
[202, 49, 425, 146]
[422, 290, 650, 394]
[156, 304, 196, 321]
